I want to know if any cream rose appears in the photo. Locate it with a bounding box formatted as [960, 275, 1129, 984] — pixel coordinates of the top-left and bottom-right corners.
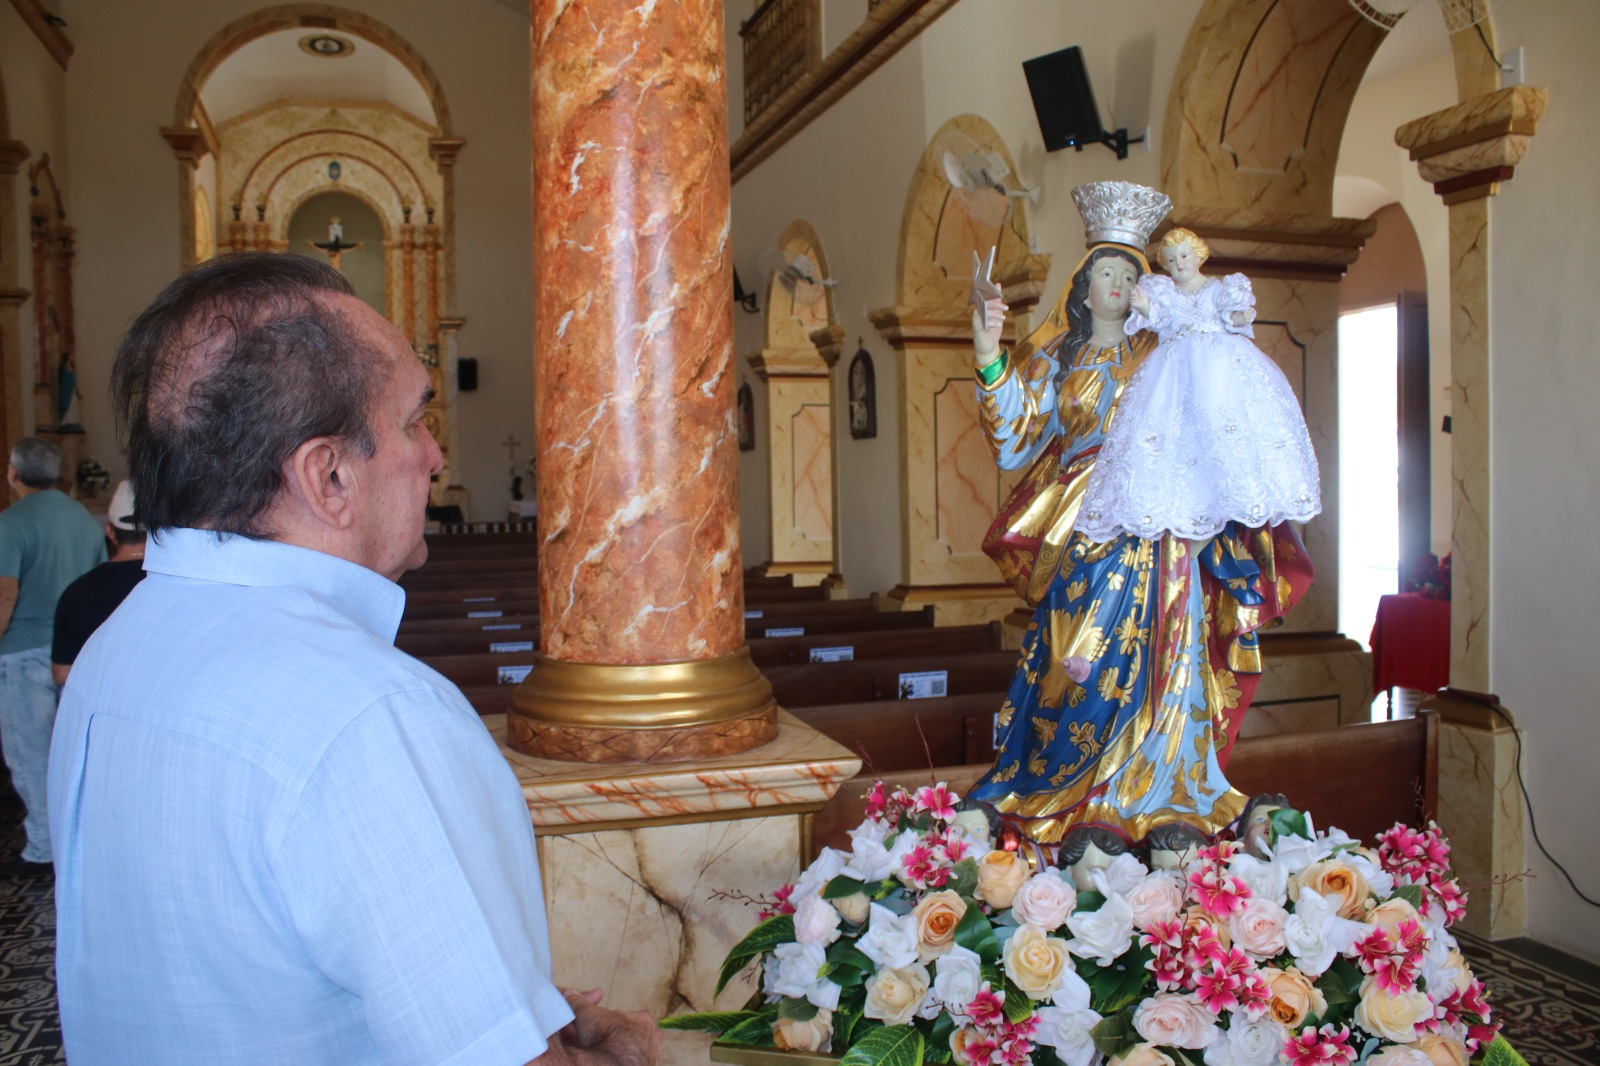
[1228, 896, 1289, 958]
[833, 891, 871, 926]
[1415, 1034, 1471, 1066]
[1354, 977, 1432, 1043]
[1367, 1047, 1434, 1066]
[1293, 860, 1373, 919]
[1003, 923, 1072, 1000]
[793, 893, 843, 946]
[1131, 992, 1219, 1050]
[1366, 896, 1422, 938]
[1011, 872, 1078, 931]
[864, 965, 931, 1027]
[1259, 966, 1328, 1029]
[911, 890, 967, 963]
[773, 1009, 833, 1052]
[1126, 872, 1186, 930]
[1110, 1043, 1178, 1066]
[976, 850, 1029, 909]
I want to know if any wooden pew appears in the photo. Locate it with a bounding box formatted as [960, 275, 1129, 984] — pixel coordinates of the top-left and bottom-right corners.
[792, 694, 1001, 772]
[421, 651, 539, 688]
[745, 602, 933, 640]
[810, 712, 1439, 857]
[748, 622, 1002, 667]
[763, 650, 1018, 707]
[399, 615, 538, 637]
[402, 598, 539, 622]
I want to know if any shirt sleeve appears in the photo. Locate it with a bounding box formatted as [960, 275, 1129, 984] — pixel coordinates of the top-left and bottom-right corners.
[0, 520, 20, 580]
[274, 687, 573, 1066]
[52, 577, 91, 666]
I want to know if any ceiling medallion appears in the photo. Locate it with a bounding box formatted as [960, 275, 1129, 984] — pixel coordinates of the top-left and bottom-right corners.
[298, 34, 355, 59]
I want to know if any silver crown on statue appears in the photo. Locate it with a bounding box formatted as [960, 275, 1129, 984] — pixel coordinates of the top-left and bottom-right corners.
[1071, 181, 1172, 250]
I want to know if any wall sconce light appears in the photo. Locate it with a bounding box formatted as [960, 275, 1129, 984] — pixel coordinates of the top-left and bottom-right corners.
[733, 268, 760, 314]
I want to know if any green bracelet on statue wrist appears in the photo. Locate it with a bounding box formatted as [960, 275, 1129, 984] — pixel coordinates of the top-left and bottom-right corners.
[976, 348, 1008, 388]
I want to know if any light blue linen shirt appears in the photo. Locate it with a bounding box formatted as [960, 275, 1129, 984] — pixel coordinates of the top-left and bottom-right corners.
[49, 528, 573, 1065]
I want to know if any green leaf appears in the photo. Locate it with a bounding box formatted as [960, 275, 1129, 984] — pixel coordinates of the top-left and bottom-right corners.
[1089, 1011, 1138, 1058]
[954, 899, 1001, 962]
[1076, 889, 1106, 912]
[926, 1010, 956, 1051]
[948, 858, 979, 898]
[827, 939, 877, 972]
[715, 915, 795, 997]
[1087, 948, 1153, 1015]
[839, 1024, 924, 1066]
[1269, 807, 1310, 843]
[1169, 1051, 1206, 1066]
[1480, 1034, 1531, 1066]
[1395, 883, 1424, 909]
[825, 876, 870, 900]
[833, 1006, 863, 1047]
[1002, 978, 1033, 1023]
[658, 1009, 758, 1032]
[716, 1005, 780, 1047]
[778, 996, 819, 1022]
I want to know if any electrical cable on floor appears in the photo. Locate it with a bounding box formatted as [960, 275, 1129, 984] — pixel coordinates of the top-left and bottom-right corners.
[1490, 702, 1600, 908]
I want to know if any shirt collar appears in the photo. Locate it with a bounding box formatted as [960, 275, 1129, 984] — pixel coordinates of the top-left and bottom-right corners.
[145, 527, 406, 642]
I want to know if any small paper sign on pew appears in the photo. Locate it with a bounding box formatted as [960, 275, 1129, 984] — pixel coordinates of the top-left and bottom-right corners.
[482, 623, 522, 631]
[463, 596, 496, 603]
[809, 646, 853, 663]
[490, 641, 534, 654]
[468, 610, 503, 618]
[764, 626, 804, 638]
[497, 663, 534, 684]
[743, 610, 763, 619]
[898, 670, 948, 699]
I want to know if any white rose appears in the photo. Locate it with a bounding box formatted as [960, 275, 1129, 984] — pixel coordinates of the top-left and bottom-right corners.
[1102, 852, 1150, 896]
[1202, 1017, 1288, 1066]
[765, 940, 841, 1009]
[1127, 871, 1187, 930]
[843, 820, 898, 883]
[1284, 887, 1366, 976]
[773, 1009, 833, 1052]
[1035, 1002, 1104, 1066]
[858, 903, 920, 970]
[1271, 832, 1327, 874]
[1227, 896, 1289, 958]
[1367, 1048, 1434, 1066]
[1347, 848, 1397, 898]
[1012, 871, 1078, 931]
[885, 830, 919, 881]
[931, 944, 984, 1015]
[1228, 852, 1289, 906]
[793, 848, 848, 902]
[793, 893, 843, 946]
[1065, 886, 1136, 966]
[1132, 992, 1219, 1049]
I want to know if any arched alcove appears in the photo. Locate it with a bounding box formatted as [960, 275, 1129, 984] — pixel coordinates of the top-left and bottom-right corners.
[288, 190, 386, 314]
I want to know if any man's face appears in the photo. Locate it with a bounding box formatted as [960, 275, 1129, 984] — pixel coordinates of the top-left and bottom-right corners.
[328, 294, 442, 580]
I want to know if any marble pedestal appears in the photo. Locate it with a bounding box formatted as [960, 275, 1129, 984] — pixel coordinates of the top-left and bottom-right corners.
[1420, 691, 1527, 940]
[490, 713, 860, 1065]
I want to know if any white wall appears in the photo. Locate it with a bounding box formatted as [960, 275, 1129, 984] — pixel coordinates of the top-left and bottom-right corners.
[1483, 0, 1600, 964]
[58, 0, 532, 518]
[732, 0, 1199, 597]
[1336, 53, 1457, 557]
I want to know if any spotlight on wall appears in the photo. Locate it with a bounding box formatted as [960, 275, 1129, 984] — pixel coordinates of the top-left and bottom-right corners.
[733, 268, 760, 314]
[1022, 46, 1145, 161]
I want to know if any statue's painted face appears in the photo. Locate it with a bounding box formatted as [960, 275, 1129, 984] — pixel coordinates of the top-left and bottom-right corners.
[1161, 240, 1204, 288]
[1085, 256, 1140, 319]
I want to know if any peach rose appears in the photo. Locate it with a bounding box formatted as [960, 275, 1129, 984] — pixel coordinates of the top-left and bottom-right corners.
[1415, 1034, 1471, 1066]
[1354, 977, 1432, 1043]
[1366, 896, 1422, 938]
[864, 965, 930, 1027]
[1228, 897, 1289, 958]
[1127, 872, 1186, 930]
[833, 891, 871, 926]
[976, 850, 1029, 909]
[1111, 1044, 1178, 1066]
[773, 1009, 833, 1051]
[1181, 905, 1232, 950]
[1293, 860, 1373, 919]
[912, 890, 968, 963]
[1259, 966, 1328, 1029]
[1002, 924, 1072, 1000]
[1131, 992, 1219, 1050]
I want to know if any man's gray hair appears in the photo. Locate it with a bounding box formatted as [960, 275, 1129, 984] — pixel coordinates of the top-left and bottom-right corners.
[10, 438, 61, 490]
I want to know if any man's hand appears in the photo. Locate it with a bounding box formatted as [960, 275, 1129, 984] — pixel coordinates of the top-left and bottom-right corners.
[528, 989, 662, 1066]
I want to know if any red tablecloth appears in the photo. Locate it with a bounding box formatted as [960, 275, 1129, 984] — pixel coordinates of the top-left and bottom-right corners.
[1369, 592, 1450, 694]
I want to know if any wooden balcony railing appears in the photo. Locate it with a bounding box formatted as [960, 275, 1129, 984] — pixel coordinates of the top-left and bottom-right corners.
[741, 0, 823, 126]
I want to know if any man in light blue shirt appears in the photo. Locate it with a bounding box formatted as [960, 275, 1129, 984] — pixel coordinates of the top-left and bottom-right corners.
[49, 253, 660, 1066]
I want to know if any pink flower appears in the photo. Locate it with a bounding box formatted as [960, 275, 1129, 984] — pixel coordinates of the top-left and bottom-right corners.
[1423, 874, 1468, 926]
[1193, 948, 1266, 1016]
[1283, 1024, 1358, 1066]
[864, 782, 890, 822]
[967, 987, 1006, 1028]
[941, 834, 971, 865]
[1377, 823, 1453, 882]
[902, 844, 951, 889]
[915, 783, 959, 822]
[1189, 860, 1252, 919]
[1437, 981, 1499, 1051]
[1355, 928, 1420, 994]
[761, 883, 797, 919]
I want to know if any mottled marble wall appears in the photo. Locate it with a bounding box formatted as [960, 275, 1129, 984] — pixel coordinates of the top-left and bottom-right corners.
[1437, 717, 1526, 938]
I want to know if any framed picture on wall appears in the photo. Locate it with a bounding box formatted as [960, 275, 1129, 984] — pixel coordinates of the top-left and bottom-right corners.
[848, 346, 876, 440]
[737, 382, 756, 451]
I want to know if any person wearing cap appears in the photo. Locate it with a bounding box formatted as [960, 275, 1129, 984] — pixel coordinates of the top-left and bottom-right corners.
[0, 437, 106, 872]
[51, 480, 148, 687]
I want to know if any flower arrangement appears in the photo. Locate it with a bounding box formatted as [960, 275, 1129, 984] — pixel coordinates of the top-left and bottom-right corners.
[663, 782, 1524, 1066]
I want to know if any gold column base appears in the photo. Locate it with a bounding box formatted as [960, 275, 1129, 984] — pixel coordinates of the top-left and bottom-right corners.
[508, 648, 777, 764]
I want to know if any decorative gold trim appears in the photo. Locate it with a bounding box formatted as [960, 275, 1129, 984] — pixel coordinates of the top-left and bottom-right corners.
[532, 800, 822, 839]
[510, 648, 775, 729]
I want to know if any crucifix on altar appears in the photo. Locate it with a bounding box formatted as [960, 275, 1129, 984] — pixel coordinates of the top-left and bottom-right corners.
[308, 216, 363, 271]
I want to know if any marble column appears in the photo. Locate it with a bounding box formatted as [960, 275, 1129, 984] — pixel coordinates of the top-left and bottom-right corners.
[1395, 85, 1548, 940]
[515, 0, 775, 762]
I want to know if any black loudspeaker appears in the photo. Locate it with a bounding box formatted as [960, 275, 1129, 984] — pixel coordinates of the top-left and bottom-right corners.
[1022, 46, 1104, 153]
[457, 357, 478, 392]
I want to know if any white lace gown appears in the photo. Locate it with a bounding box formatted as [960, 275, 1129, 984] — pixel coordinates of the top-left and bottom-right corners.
[1075, 273, 1321, 542]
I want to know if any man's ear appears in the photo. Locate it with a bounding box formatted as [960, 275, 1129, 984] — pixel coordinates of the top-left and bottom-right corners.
[285, 436, 356, 529]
